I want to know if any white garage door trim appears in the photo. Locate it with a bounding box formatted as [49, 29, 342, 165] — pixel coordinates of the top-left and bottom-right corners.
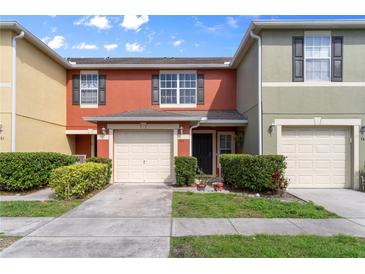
[274, 118, 361, 190]
[107, 123, 179, 183]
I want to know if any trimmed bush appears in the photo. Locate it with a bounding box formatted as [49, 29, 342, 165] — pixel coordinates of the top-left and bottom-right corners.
[220, 154, 287, 193]
[50, 162, 109, 200]
[175, 156, 198, 186]
[0, 152, 77, 192]
[86, 157, 112, 181]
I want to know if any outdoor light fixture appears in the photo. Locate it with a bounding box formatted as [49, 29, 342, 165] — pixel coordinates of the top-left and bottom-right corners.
[179, 126, 184, 136]
[360, 126, 365, 140]
[268, 123, 276, 135]
[101, 127, 107, 137]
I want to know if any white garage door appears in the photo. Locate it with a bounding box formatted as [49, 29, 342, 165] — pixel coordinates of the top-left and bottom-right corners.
[278, 126, 351, 188]
[114, 130, 173, 183]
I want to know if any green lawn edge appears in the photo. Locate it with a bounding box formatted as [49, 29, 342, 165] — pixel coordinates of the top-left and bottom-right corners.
[172, 192, 338, 218]
[170, 235, 365, 258]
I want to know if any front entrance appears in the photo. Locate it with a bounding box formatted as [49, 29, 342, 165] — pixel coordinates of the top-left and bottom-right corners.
[193, 133, 213, 175]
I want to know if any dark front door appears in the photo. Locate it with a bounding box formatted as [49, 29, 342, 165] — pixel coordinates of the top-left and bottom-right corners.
[193, 133, 213, 175]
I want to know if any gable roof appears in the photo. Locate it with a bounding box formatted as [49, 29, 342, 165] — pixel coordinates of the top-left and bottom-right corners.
[230, 19, 365, 68]
[2, 20, 365, 69]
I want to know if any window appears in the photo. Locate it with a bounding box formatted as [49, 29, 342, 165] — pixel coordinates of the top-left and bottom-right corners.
[80, 73, 98, 105]
[160, 72, 196, 105]
[218, 133, 234, 155]
[304, 33, 331, 81]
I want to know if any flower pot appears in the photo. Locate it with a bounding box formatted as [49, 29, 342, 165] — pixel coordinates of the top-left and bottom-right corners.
[196, 183, 207, 191]
[213, 183, 224, 192]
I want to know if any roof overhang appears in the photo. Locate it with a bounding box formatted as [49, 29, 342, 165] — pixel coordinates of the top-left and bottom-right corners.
[231, 20, 365, 68]
[84, 116, 202, 123]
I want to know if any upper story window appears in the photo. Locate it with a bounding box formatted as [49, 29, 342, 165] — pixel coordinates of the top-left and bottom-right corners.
[160, 72, 197, 106]
[80, 72, 98, 105]
[304, 32, 331, 82]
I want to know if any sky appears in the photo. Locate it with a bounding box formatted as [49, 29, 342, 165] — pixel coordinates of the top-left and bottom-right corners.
[1, 15, 365, 58]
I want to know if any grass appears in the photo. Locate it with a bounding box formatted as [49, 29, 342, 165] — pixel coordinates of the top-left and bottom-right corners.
[0, 200, 82, 217]
[0, 235, 21, 251]
[170, 235, 365, 258]
[172, 192, 338, 218]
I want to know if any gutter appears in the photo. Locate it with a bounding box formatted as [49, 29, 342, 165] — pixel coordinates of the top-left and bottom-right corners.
[189, 119, 204, 156]
[83, 116, 202, 122]
[11, 30, 24, 152]
[250, 31, 263, 155]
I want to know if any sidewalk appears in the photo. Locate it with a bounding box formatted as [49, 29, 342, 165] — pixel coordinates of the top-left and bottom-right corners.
[172, 218, 365, 237]
[0, 188, 55, 201]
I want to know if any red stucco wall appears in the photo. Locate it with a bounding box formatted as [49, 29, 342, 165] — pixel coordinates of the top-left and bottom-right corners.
[66, 69, 236, 130]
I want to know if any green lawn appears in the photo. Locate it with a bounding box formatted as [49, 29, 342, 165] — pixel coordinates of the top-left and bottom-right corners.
[0, 235, 21, 251]
[0, 200, 82, 217]
[170, 235, 365, 258]
[172, 192, 338, 218]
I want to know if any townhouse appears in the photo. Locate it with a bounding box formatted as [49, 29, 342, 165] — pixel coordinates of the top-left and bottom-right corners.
[1, 20, 364, 190]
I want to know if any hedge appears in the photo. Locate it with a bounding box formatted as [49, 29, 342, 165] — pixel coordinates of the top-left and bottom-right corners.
[175, 156, 198, 186]
[220, 154, 287, 193]
[86, 157, 112, 181]
[0, 152, 78, 192]
[50, 162, 109, 200]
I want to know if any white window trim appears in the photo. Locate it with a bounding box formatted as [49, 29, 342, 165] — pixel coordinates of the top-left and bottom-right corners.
[80, 71, 99, 107]
[159, 71, 197, 107]
[274, 118, 361, 190]
[304, 31, 332, 83]
[217, 131, 235, 176]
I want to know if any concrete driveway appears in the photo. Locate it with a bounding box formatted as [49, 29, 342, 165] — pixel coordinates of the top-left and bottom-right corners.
[0, 183, 172, 258]
[288, 189, 365, 222]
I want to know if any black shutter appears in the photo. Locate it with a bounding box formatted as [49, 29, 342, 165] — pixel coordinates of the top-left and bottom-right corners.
[98, 75, 106, 105]
[72, 75, 80, 105]
[292, 36, 304, 82]
[197, 74, 204, 105]
[331, 36, 343, 82]
[152, 74, 159, 104]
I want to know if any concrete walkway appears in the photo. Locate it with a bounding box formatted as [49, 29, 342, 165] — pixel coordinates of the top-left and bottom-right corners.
[0, 183, 172, 258]
[172, 218, 365, 237]
[0, 188, 55, 201]
[288, 189, 365, 218]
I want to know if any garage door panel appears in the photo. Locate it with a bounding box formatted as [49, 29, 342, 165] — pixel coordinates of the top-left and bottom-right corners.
[114, 130, 173, 183]
[279, 126, 350, 188]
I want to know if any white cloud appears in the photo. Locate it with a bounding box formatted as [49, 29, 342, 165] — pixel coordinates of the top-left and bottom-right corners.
[193, 16, 223, 33]
[45, 35, 66, 49]
[125, 42, 144, 52]
[172, 39, 184, 47]
[104, 43, 118, 51]
[194, 43, 200, 47]
[74, 16, 111, 30]
[73, 42, 98, 50]
[226, 16, 239, 28]
[121, 15, 149, 31]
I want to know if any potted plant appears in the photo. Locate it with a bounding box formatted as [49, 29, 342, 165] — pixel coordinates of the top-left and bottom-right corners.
[195, 169, 209, 191]
[213, 182, 224, 191]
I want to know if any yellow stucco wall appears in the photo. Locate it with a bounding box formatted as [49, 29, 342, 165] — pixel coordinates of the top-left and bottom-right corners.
[0, 30, 13, 151]
[0, 30, 75, 153]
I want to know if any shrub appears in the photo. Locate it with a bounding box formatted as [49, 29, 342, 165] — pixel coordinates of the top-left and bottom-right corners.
[175, 156, 198, 186]
[86, 157, 112, 181]
[49, 162, 109, 200]
[220, 154, 287, 193]
[0, 152, 78, 192]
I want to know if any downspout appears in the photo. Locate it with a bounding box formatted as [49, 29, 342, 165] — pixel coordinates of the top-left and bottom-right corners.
[250, 31, 262, 155]
[11, 31, 25, 152]
[189, 119, 202, 156]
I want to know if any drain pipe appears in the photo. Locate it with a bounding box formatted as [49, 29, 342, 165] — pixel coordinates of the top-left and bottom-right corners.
[189, 118, 204, 156]
[250, 31, 262, 155]
[11, 31, 25, 152]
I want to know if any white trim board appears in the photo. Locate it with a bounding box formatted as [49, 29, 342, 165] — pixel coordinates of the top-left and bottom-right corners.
[263, 82, 365, 87]
[65, 129, 97, 135]
[274, 118, 360, 190]
[107, 123, 180, 130]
